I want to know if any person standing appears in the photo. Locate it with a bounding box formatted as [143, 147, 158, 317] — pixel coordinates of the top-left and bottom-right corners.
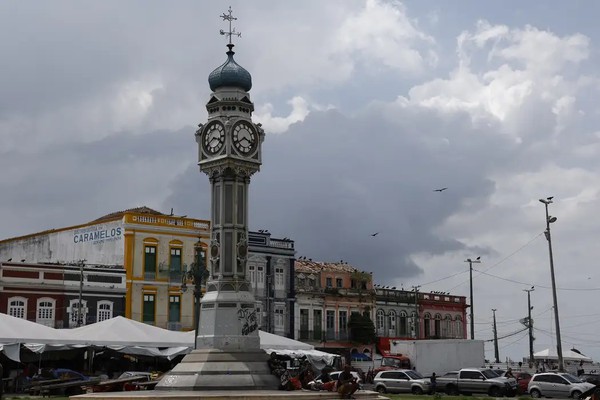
[430, 372, 437, 394]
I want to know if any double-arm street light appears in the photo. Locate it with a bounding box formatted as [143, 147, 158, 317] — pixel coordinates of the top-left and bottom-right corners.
[182, 247, 208, 349]
[540, 196, 564, 371]
[465, 257, 481, 340]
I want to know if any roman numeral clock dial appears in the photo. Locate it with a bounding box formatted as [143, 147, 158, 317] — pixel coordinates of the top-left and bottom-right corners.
[203, 122, 225, 155]
[232, 122, 257, 155]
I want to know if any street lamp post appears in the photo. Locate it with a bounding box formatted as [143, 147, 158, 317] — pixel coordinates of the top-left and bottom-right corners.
[524, 287, 535, 366]
[182, 247, 207, 349]
[465, 257, 481, 340]
[539, 197, 564, 371]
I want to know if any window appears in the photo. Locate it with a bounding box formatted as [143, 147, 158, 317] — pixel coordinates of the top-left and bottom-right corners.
[455, 316, 463, 338]
[248, 265, 256, 284]
[336, 278, 343, 288]
[170, 248, 182, 272]
[434, 313, 442, 337]
[36, 298, 55, 327]
[257, 266, 264, 285]
[444, 315, 452, 338]
[339, 310, 348, 335]
[423, 313, 431, 338]
[313, 309, 322, 340]
[377, 309, 385, 335]
[274, 308, 284, 330]
[8, 297, 26, 319]
[68, 299, 88, 327]
[169, 295, 181, 323]
[144, 245, 157, 279]
[299, 309, 309, 338]
[388, 310, 397, 336]
[143, 294, 155, 324]
[326, 277, 332, 288]
[399, 311, 407, 336]
[97, 301, 113, 322]
[326, 310, 335, 339]
[275, 267, 284, 288]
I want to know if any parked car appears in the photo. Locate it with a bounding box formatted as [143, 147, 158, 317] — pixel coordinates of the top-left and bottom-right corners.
[528, 372, 595, 399]
[496, 370, 532, 393]
[373, 369, 431, 395]
[436, 368, 517, 397]
[580, 373, 600, 387]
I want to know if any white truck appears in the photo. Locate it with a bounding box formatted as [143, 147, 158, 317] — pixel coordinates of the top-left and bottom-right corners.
[388, 339, 485, 377]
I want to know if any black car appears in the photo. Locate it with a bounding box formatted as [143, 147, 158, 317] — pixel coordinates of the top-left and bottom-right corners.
[580, 374, 600, 387]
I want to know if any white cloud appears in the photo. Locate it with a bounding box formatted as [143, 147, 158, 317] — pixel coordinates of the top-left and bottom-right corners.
[336, 0, 436, 72]
[254, 96, 312, 134]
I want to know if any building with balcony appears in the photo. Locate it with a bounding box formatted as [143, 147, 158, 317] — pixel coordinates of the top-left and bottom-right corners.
[0, 206, 210, 331]
[294, 259, 375, 354]
[246, 231, 295, 338]
[374, 286, 468, 353]
[0, 261, 126, 328]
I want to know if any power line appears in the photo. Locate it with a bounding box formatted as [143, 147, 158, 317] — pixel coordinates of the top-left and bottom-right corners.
[474, 269, 600, 291]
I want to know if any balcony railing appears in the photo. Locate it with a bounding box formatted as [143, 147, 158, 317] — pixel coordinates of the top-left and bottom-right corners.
[299, 329, 324, 341]
[167, 322, 182, 331]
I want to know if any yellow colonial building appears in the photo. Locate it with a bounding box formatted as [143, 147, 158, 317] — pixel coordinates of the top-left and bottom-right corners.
[0, 207, 210, 331]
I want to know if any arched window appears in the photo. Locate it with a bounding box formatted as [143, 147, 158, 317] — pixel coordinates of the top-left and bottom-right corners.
[376, 309, 385, 336]
[97, 300, 114, 322]
[455, 315, 463, 338]
[434, 313, 442, 337]
[399, 311, 408, 336]
[444, 314, 453, 338]
[388, 310, 397, 336]
[8, 297, 27, 319]
[68, 299, 88, 327]
[423, 313, 431, 338]
[37, 297, 56, 327]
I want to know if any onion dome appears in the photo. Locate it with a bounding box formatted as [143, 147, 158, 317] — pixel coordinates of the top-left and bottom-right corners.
[208, 44, 252, 92]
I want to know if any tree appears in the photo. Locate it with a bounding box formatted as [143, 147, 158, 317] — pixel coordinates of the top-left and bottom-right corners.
[348, 311, 376, 344]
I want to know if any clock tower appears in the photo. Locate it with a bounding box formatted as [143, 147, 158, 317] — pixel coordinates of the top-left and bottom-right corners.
[156, 8, 278, 391]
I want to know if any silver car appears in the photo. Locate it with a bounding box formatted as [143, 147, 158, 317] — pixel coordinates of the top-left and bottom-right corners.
[528, 372, 595, 399]
[374, 369, 431, 395]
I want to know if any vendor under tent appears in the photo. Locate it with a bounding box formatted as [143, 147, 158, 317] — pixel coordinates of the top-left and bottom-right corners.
[533, 348, 593, 362]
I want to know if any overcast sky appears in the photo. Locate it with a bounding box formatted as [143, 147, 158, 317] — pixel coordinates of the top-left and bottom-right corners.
[2, 0, 600, 364]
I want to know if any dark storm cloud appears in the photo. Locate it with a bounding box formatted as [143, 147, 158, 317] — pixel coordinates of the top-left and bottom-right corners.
[0, 128, 191, 238]
[165, 105, 517, 283]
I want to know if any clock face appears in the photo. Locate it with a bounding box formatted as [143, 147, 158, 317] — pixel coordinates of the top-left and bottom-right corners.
[203, 122, 225, 154]
[232, 122, 257, 154]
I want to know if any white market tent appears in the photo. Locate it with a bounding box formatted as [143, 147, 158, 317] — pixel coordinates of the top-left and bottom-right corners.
[0, 313, 324, 362]
[533, 348, 593, 362]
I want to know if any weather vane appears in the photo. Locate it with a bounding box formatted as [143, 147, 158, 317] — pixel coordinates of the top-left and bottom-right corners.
[219, 6, 241, 45]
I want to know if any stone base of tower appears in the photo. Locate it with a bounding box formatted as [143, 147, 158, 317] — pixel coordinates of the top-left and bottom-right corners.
[154, 348, 279, 391]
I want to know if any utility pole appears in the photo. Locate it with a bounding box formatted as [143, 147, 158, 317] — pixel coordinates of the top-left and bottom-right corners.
[465, 257, 481, 340]
[524, 287, 535, 366]
[492, 309, 499, 363]
[539, 197, 564, 371]
[412, 285, 420, 339]
[77, 259, 86, 327]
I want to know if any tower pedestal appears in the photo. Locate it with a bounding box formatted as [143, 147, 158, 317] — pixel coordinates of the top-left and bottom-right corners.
[155, 348, 278, 391]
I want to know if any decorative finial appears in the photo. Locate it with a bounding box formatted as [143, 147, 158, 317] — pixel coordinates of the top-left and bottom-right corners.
[219, 6, 241, 48]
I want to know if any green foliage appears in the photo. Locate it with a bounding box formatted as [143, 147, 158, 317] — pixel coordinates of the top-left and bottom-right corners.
[347, 311, 376, 344]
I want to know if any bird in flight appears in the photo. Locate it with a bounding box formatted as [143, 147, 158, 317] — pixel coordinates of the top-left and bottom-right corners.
[371, 232, 379, 237]
[434, 187, 448, 192]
